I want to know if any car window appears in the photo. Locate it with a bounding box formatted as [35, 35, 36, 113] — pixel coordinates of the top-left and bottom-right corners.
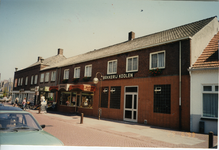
[0, 113, 41, 130]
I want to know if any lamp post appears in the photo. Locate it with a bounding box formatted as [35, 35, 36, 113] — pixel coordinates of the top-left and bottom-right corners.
[93, 72, 103, 120]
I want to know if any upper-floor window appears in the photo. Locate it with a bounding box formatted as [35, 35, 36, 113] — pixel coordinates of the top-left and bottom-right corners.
[202, 85, 218, 118]
[20, 78, 23, 86]
[18, 78, 20, 86]
[25, 77, 28, 85]
[51, 71, 56, 81]
[14, 79, 17, 87]
[126, 56, 138, 72]
[63, 69, 69, 79]
[45, 72, 49, 82]
[40, 73, 44, 83]
[34, 75, 38, 84]
[31, 75, 34, 85]
[150, 50, 165, 69]
[107, 60, 117, 74]
[74, 67, 80, 78]
[84, 65, 92, 77]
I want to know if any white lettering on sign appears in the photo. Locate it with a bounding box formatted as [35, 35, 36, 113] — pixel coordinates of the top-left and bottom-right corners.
[102, 73, 133, 80]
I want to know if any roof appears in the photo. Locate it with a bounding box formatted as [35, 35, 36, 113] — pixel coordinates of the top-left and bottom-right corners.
[42, 16, 217, 70]
[192, 31, 219, 69]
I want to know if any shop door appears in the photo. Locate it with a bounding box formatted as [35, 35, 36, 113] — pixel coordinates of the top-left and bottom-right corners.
[124, 86, 138, 122]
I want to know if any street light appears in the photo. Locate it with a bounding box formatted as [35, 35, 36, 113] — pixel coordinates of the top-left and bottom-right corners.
[93, 72, 103, 120]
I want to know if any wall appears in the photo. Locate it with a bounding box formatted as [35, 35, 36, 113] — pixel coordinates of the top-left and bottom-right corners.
[190, 69, 218, 134]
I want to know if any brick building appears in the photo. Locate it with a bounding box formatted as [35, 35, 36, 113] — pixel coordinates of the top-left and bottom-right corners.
[13, 16, 219, 131]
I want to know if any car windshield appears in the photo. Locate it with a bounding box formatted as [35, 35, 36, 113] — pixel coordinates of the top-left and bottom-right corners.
[0, 113, 41, 132]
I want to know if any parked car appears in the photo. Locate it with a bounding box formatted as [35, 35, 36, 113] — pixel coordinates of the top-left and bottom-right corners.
[0, 106, 64, 146]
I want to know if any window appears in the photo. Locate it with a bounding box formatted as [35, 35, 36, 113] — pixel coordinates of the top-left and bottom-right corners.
[45, 72, 49, 82]
[150, 51, 165, 69]
[40, 73, 44, 83]
[20, 78, 23, 86]
[126, 56, 138, 72]
[107, 60, 117, 74]
[31, 76, 34, 85]
[110, 86, 121, 109]
[63, 69, 69, 80]
[51, 71, 56, 81]
[34, 75, 38, 84]
[18, 78, 20, 86]
[25, 77, 28, 85]
[154, 84, 171, 114]
[84, 65, 92, 77]
[101, 87, 109, 108]
[14, 79, 17, 87]
[74, 67, 80, 78]
[203, 85, 218, 118]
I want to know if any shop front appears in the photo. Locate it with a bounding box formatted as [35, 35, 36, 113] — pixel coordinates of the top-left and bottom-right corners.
[57, 84, 96, 113]
[39, 86, 56, 108]
[12, 88, 35, 104]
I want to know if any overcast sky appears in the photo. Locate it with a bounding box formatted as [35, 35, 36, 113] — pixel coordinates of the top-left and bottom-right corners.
[0, 0, 219, 81]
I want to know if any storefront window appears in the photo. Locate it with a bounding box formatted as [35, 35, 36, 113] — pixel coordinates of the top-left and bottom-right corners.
[27, 93, 35, 103]
[60, 92, 71, 106]
[60, 91, 93, 108]
[80, 92, 93, 108]
[48, 92, 55, 102]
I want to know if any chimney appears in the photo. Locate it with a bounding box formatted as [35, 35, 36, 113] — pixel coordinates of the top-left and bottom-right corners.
[58, 48, 63, 55]
[38, 56, 42, 62]
[41, 59, 44, 63]
[128, 31, 135, 41]
[15, 68, 18, 71]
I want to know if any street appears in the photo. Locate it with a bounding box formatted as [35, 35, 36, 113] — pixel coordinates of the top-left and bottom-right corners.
[25, 108, 217, 148]
[2, 102, 218, 148]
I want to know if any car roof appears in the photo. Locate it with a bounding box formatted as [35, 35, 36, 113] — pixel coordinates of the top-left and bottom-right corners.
[0, 106, 23, 111]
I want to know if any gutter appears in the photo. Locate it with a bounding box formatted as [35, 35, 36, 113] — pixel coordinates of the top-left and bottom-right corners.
[188, 67, 219, 71]
[179, 41, 182, 130]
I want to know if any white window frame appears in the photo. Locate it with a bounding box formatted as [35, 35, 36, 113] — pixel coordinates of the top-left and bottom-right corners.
[63, 69, 69, 80]
[34, 75, 38, 84]
[126, 56, 138, 72]
[74, 67, 80, 78]
[40, 73, 44, 83]
[31, 76, 34, 85]
[25, 77, 28, 85]
[20, 78, 23, 86]
[107, 60, 117, 74]
[18, 78, 20, 86]
[202, 84, 218, 119]
[149, 50, 165, 70]
[51, 71, 56, 81]
[45, 72, 49, 82]
[84, 65, 92, 77]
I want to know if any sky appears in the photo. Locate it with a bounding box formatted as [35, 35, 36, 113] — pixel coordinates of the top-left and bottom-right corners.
[0, 0, 219, 81]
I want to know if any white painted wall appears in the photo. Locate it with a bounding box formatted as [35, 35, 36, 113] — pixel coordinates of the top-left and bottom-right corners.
[190, 17, 219, 66]
[190, 69, 218, 134]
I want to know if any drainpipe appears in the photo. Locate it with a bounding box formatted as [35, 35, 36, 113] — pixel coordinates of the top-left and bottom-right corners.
[179, 41, 182, 130]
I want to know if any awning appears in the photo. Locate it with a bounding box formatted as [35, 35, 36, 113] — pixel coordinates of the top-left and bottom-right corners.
[49, 86, 59, 91]
[69, 84, 96, 92]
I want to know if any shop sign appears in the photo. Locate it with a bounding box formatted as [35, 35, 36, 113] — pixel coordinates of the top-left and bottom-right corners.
[35, 86, 39, 92]
[102, 73, 133, 80]
[69, 84, 96, 92]
[30, 88, 35, 91]
[45, 86, 49, 91]
[19, 89, 24, 92]
[39, 87, 44, 91]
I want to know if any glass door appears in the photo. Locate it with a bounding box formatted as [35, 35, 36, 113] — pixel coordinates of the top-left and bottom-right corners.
[124, 86, 138, 122]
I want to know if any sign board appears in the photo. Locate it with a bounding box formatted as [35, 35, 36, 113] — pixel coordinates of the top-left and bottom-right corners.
[58, 84, 71, 91]
[102, 73, 133, 80]
[35, 86, 39, 92]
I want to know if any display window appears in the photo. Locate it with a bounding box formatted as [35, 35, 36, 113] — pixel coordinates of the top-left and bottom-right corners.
[60, 91, 93, 108]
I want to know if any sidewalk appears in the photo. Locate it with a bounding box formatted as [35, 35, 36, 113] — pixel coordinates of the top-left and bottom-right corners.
[3, 102, 218, 148]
